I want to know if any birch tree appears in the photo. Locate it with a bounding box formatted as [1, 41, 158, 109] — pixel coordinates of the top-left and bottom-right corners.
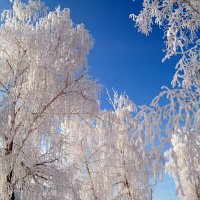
[165, 131, 200, 199]
[60, 92, 162, 200]
[0, 0, 99, 199]
[131, 1, 200, 199]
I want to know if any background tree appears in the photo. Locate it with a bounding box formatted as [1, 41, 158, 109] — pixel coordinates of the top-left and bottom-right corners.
[165, 130, 200, 199]
[60, 92, 162, 200]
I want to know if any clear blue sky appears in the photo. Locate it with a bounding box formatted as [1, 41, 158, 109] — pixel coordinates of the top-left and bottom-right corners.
[0, 0, 178, 199]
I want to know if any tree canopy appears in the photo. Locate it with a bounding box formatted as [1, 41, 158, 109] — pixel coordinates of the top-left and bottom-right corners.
[0, 0, 199, 200]
[131, 0, 200, 199]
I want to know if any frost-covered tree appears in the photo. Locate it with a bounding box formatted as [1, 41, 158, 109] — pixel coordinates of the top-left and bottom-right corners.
[165, 131, 200, 200]
[60, 92, 162, 200]
[0, 0, 99, 199]
[0, 0, 167, 199]
[142, 86, 200, 199]
[131, 1, 200, 199]
[130, 0, 200, 88]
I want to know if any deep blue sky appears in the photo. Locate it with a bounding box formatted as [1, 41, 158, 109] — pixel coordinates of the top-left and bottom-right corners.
[0, 0, 178, 199]
[48, 0, 176, 106]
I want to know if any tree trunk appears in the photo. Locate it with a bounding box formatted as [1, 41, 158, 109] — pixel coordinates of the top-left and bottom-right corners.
[3, 181, 15, 200]
[3, 170, 15, 200]
[3, 140, 15, 200]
